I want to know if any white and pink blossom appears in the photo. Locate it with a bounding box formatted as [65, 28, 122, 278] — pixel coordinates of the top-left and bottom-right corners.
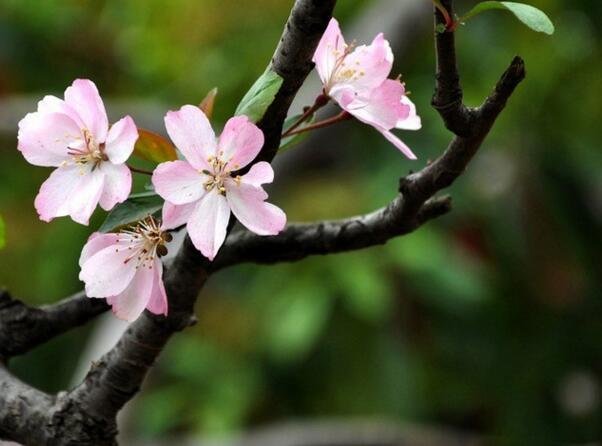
[152, 105, 286, 260]
[312, 18, 421, 159]
[18, 79, 138, 225]
[79, 217, 170, 322]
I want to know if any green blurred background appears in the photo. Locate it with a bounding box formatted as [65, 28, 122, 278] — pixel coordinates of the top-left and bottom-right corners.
[1, 0, 601, 443]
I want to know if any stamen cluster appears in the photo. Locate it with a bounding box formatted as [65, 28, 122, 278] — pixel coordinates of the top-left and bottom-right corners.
[118, 216, 172, 269]
[202, 155, 241, 196]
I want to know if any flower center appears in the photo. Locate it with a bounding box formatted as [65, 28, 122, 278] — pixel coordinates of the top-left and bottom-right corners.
[202, 156, 241, 196]
[67, 129, 107, 168]
[118, 216, 172, 269]
[325, 41, 365, 91]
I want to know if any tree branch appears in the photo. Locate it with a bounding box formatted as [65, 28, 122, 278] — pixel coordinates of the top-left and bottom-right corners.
[0, 289, 108, 361]
[401, 55, 526, 205]
[431, 0, 474, 135]
[57, 239, 208, 442]
[213, 196, 451, 268]
[256, 0, 337, 163]
[0, 364, 53, 445]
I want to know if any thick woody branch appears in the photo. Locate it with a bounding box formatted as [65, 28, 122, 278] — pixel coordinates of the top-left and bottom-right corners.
[0, 364, 53, 445]
[214, 196, 451, 268]
[256, 0, 337, 163]
[55, 239, 209, 445]
[0, 289, 108, 360]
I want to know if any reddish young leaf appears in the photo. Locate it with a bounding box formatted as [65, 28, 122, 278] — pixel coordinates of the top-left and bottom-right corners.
[133, 128, 178, 163]
[199, 87, 218, 119]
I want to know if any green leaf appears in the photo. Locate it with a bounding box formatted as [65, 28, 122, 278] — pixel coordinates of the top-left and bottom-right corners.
[99, 192, 164, 233]
[461, 1, 554, 35]
[235, 69, 283, 122]
[0, 215, 5, 250]
[278, 112, 316, 152]
[133, 128, 178, 164]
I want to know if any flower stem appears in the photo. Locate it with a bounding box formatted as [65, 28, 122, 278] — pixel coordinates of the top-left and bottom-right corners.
[283, 111, 352, 137]
[282, 93, 330, 137]
[432, 0, 456, 31]
[128, 165, 154, 176]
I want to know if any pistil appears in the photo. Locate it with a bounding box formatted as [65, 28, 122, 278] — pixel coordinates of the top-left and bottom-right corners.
[66, 129, 107, 168]
[202, 156, 237, 196]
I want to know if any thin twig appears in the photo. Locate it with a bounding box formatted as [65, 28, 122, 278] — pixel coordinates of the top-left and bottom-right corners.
[284, 111, 351, 137]
[282, 94, 330, 137]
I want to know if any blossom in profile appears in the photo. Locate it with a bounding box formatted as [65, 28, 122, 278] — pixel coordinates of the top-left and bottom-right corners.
[18, 79, 138, 225]
[312, 18, 421, 159]
[152, 105, 286, 260]
[79, 217, 170, 322]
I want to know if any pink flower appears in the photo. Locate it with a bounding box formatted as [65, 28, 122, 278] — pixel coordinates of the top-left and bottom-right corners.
[79, 217, 170, 322]
[312, 18, 421, 159]
[18, 79, 138, 225]
[152, 105, 286, 260]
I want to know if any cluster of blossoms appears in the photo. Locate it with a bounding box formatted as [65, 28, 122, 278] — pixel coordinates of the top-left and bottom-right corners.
[17, 18, 420, 322]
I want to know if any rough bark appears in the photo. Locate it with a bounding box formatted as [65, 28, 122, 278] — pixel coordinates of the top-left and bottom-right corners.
[213, 196, 452, 268]
[256, 0, 337, 163]
[0, 365, 54, 445]
[0, 289, 108, 361]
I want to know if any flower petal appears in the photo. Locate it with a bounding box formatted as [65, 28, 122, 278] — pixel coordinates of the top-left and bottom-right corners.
[379, 129, 417, 160]
[152, 160, 206, 205]
[397, 95, 422, 131]
[37, 95, 84, 128]
[241, 161, 274, 187]
[104, 116, 138, 164]
[164, 105, 216, 170]
[313, 18, 347, 85]
[343, 79, 409, 130]
[187, 192, 230, 260]
[34, 164, 93, 223]
[226, 182, 286, 236]
[18, 111, 81, 167]
[98, 162, 132, 211]
[67, 167, 105, 225]
[146, 260, 168, 317]
[218, 116, 264, 170]
[339, 33, 393, 93]
[79, 232, 120, 267]
[64, 79, 109, 143]
[80, 245, 138, 297]
[161, 201, 196, 230]
[109, 264, 156, 322]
